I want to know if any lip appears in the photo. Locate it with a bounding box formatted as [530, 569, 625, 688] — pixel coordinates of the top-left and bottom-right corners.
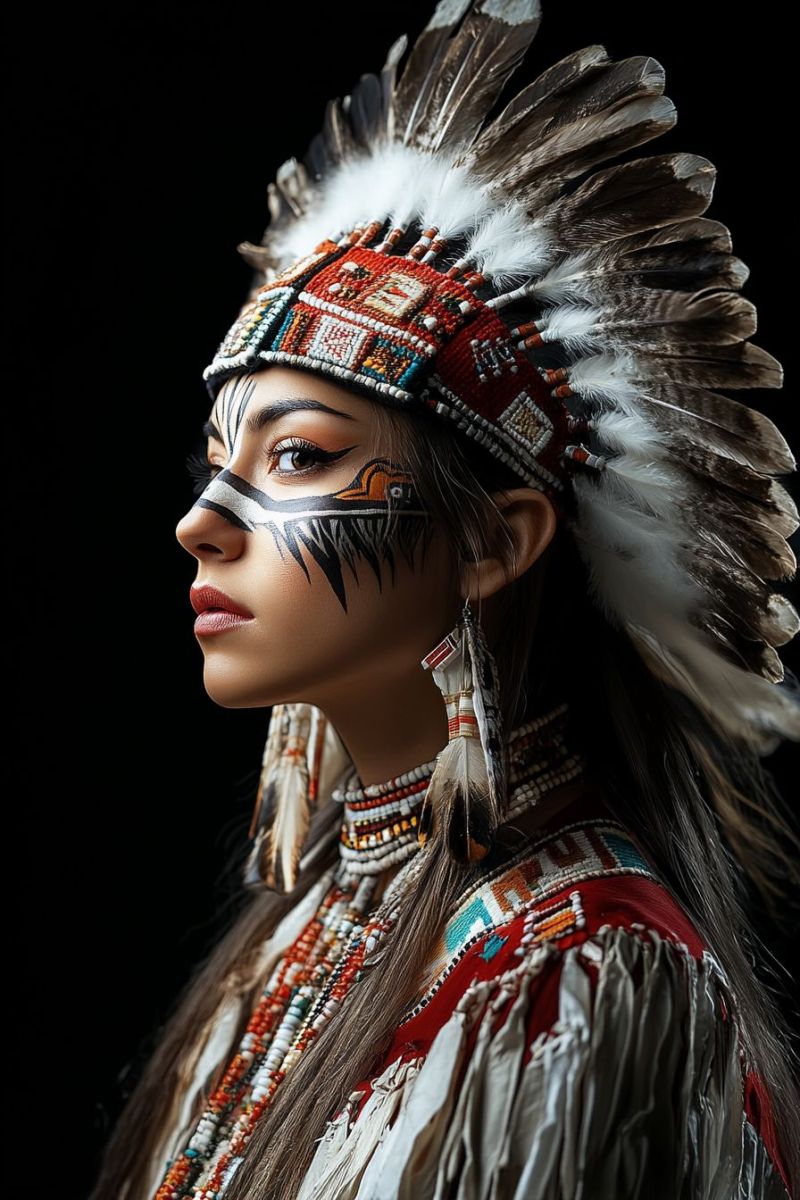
[193, 610, 255, 636]
[190, 584, 255, 618]
[190, 583, 255, 636]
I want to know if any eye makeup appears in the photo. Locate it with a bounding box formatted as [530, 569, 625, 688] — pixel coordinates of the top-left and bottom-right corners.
[185, 436, 358, 497]
[185, 377, 431, 611]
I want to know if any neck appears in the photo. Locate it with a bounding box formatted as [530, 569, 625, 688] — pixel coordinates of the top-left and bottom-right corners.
[313, 663, 450, 787]
[332, 698, 591, 884]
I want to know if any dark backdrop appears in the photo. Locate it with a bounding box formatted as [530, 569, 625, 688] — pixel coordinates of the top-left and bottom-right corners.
[7, 4, 797, 1196]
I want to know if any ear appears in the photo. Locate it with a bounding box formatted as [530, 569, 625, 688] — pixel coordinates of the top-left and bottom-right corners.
[459, 487, 557, 603]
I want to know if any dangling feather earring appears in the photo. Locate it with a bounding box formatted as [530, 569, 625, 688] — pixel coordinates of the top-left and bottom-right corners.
[419, 597, 508, 863]
[243, 702, 324, 894]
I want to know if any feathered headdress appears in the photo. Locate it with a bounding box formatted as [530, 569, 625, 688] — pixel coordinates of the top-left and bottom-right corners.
[202, 0, 799, 886]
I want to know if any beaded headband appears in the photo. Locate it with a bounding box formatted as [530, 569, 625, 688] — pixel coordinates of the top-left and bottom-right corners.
[203, 237, 576, 507]
[200, 0, 799, 754]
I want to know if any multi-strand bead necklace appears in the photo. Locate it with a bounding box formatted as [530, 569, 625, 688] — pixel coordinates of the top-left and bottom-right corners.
[334, 754, 438, 875]
[151, 699, 586, 1199]
[152, 866, 414, 1200]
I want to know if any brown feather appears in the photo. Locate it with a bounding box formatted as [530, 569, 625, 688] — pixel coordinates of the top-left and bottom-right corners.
[391, 0, 472, 147]
[456, 43, 610, 164]
[476, 67, 677, 205]
[466, 53, 670, 202]
[635, 386, 795, 476]
[265, 756, 312, 893]
[420, 734, 495, 863]
[681, 542, 796, 649]
[678, 445, 798, 524]
[421, 3, 542, 155]
[630, 339, 783, 391]
[597, 288, 757, 349]
[690, 610, 785, 683]
[392, 0, 542, 153]
[547, 153, 715, 248]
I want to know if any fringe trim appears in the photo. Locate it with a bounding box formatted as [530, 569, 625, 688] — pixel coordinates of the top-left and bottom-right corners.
[296, 926, 788, 1200]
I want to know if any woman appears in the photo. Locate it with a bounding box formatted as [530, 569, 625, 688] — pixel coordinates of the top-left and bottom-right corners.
[89, 1, 800, 1197]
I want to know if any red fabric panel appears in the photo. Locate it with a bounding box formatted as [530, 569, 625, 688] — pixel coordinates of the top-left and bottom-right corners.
[347, 872, 789, 1192]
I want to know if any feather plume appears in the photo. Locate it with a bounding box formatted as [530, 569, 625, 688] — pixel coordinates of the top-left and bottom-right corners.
[244, 704, 315, 893]
[393, 0, 542, 153]
[213, 0, 798, 752]
[461, 600, 507, 815]
[247, 704, 290, 841]
[419, 617, 505, 863]
[422, 731, 497, 863]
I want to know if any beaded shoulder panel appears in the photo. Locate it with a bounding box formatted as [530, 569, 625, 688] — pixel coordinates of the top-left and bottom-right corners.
[405, 816, 660, 1022]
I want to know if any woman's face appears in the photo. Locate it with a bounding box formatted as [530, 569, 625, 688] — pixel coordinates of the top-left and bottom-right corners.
[175, 366, 456, 709]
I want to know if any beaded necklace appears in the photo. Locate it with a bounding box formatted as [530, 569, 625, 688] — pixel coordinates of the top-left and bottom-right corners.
[152, 700, 586, 1200]
[334, 752, 438, 875]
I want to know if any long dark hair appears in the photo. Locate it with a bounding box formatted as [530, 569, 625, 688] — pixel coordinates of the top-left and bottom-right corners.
[90, 397, 800, 1200]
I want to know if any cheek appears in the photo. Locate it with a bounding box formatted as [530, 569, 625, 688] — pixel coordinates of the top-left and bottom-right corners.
[198, 520, 456, 710]
[242, 523, 454, 681]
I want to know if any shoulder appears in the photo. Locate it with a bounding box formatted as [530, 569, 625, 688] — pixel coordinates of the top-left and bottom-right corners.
[296, 818, 791, 1200]
[392, 814, 707, 1046]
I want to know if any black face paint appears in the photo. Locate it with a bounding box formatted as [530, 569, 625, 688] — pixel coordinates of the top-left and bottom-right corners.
[192, 457, 433, 612]
[191, 374, 433, 612]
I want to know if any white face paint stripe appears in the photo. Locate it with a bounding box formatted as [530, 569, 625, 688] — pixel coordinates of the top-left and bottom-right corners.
[199, 377, 433, 611]
[210, 373, 257, 460]
[193, 464, 428, 534]
[190, 457, 433, 613]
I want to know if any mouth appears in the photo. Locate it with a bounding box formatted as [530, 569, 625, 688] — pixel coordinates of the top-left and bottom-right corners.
[193, 608, 255, 636]
[190, 583, 255, 619]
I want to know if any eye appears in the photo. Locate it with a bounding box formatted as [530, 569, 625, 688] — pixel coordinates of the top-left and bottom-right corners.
[266, 437, 357, 478]
[183, 437, 358, 496]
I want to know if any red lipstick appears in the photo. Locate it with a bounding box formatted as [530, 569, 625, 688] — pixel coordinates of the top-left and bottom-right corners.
[190, 584, 255, 636]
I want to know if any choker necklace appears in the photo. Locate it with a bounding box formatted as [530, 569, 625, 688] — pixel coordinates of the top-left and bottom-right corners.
[333, 755, 439, 875]
[333, 700, 587, 876]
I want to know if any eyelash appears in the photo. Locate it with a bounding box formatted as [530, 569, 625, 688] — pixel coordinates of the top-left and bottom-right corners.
[184, 436, 352, 497]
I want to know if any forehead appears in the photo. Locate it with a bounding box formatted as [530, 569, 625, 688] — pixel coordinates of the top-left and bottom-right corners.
[205, 367, 379, 446]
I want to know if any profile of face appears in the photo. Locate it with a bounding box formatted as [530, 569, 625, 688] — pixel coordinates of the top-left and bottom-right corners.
[174, 365, 457, 710]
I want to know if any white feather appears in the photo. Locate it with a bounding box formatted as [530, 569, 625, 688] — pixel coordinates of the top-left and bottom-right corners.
[568, 478, 701, 625]
[270, 143, 501, 266]
[536, 302, 608, 350]
[416, 156, 496, 235]
[626, 617, 800, 749]
[527, 247, 607, 303]
[589, 410, 670, 460]
[569, 468, 800, 747]
[566, 348, 640, 400]
[463, 199, 553, 287]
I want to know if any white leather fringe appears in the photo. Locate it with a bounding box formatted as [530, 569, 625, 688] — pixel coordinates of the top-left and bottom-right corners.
[296, 925, 788, 1200]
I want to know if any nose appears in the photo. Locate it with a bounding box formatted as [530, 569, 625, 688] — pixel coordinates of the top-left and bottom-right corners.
[175, 498, 248, 562]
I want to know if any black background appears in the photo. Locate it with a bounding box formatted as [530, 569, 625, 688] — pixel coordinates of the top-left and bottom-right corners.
[7, 4, 797, 1196]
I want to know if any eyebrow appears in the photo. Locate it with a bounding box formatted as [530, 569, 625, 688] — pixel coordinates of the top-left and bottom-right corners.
[202, 396, 356, 444]
[245, 396, 357, 434]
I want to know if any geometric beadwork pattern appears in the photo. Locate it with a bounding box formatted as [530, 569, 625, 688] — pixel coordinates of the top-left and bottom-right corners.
[471, 333, 520, 382]
[210, 286, 294, 367]
[497, 387, 554, 459]
[202, 240, 573, 498]
[421, 819, 659, 985]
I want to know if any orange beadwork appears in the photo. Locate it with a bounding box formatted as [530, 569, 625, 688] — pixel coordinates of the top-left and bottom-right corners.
[152, 880, 380, 1200]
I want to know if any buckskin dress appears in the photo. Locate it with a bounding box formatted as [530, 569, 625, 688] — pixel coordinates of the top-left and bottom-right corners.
[143, 710, 791, 1200]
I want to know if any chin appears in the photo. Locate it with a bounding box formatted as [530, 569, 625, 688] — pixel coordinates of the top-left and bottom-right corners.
[201, 662, 274, 710]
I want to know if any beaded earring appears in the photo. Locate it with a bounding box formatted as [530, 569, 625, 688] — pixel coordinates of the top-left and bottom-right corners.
[418, 596, 508, 863]
[244, 702, 328, 894]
